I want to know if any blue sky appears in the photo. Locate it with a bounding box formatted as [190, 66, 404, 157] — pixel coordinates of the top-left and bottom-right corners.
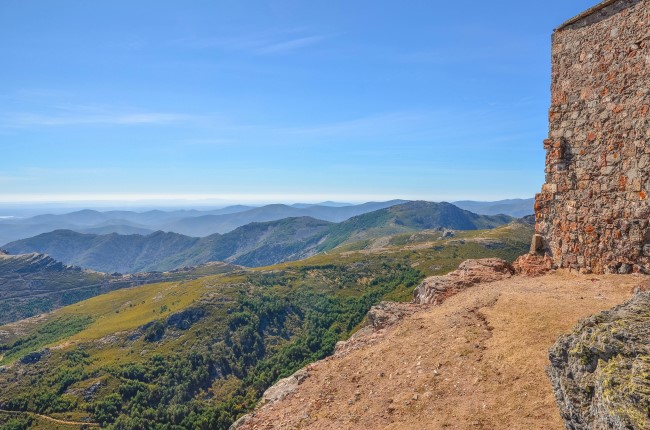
[0, 1, 597, 205]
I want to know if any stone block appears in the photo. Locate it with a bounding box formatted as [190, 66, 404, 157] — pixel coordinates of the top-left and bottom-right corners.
[530, 234, 546, 254]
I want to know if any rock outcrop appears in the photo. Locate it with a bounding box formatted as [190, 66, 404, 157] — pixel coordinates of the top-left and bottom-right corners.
[548, 291, 650, 430]
[258, 369, 309, 407]
[333, 301, 421, 358]
[230, 369, 311, 429]
[413, 258, 514, 304]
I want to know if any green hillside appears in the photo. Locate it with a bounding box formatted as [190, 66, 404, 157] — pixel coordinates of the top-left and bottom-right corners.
[171, 216, 333, 269]
[0, 221, 531, 430]
[317, 200, 512, 251]
[0, 252, 239, 325]
[4, 230, 200, 274]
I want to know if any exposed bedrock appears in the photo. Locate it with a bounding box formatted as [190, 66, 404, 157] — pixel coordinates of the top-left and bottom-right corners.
[413, 258, 514, 305]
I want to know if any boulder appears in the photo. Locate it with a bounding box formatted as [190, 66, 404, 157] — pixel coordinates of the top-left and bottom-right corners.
[548, 291, 650, 430]
[259, 368, 309, 407]
[20, 349, 49, 365]
[367, 301, 418, 331]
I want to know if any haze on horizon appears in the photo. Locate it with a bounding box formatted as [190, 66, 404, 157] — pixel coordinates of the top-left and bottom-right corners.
[1, 1, 598, 204]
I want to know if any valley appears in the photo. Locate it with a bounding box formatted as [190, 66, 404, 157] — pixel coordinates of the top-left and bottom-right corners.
[0, 221, 532, 430]
[4, 0, 647, 428]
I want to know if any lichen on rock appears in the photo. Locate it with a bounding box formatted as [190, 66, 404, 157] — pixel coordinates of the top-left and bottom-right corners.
[548, 291, 650, 430]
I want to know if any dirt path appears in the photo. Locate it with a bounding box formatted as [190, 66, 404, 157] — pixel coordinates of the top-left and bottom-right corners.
[0, 282, 105, 302]
[237, 271, 645, 430]
[0, 409, 99, 427]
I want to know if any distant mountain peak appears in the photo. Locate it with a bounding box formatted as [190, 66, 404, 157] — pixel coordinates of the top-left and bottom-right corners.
[3, 201, 514, 273]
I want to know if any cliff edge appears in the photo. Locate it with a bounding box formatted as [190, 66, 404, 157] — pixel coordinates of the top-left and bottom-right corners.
[232, 269, 644, 429]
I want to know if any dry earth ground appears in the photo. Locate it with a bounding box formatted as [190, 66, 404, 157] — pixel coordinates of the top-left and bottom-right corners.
[238, 271, 646, 430]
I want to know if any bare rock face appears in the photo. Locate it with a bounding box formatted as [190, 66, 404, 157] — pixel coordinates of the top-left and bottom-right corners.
[513, 253, 554, 277]
[367, 301, 418, 331]
[548, 291, 650, 430]
[334, 301, 421, 357]
[230, 369, 310, 429]
[260, 368, 309, 406]
[413, 258, 514, 305]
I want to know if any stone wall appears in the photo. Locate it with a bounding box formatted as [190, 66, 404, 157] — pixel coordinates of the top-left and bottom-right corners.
[535, 0, 650, 274]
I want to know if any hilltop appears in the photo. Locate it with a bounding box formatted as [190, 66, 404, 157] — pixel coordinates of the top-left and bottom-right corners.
[4, 202, 515, 273]
[0, 252, 105, 324]
[0, 222, 531, 430]
[234, 271, 645, 430]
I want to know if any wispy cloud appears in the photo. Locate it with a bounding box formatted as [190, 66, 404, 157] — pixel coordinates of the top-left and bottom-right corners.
[179, 138, 238, 146]
[23, 167, 121, 176]
[0, 175, 34, 183]
[0, 193, 403, 204]
[2, 112, 195, 127]
[256, 35, 330, 54]
[277, 112, 432, 138]
[0, 101, 211, 128]
[174, 32, 333, 55]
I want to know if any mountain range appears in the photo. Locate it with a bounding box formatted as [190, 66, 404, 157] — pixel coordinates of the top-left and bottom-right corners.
[452, 198, 534, 218]
[0, 199, 533, 245]
[0, 200, 406, 245]
[4, 201, 514, 273]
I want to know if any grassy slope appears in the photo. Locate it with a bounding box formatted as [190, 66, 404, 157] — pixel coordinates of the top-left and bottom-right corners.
[0, 251, 239, 326]
[0, 221, 532, 429]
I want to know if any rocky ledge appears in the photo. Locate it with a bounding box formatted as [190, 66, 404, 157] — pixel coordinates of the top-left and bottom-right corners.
[413, 258, 514, 304]
[548, 290, 650, 430]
